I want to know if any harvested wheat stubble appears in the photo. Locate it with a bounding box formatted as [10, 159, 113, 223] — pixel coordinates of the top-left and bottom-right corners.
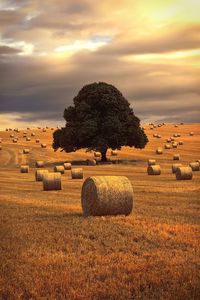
[189, 162, 200, 171]
[94, 152, 101, 157]
[35, 139, 40, 143]
[35, 161, 44, 168]
[148, 159, 156, 166]
[20, 165, 29, 173]
[156, 148, 163, 154]
[81, 176, 133, 216]
[35, 169, 48, 181]
[64, 162, 72, 170]
[87, 159, 96, 166]
[43, 172, 62, 190]
[71, 168, 83, 179]
[41, 143, 47, 148]
[189, 132, 194, 136]
[23, 149, 30, 154]
[165, 144, 171, 149]
[173, 154, 180, 160]
[176, 167, 193, 180]
[111, 150, 118, 156]
[172, 163, 182, 174]
[147, 165, 161, 175]
[54, 165, 65, 174]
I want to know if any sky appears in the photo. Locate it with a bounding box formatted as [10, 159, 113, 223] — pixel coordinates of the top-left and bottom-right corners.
[0, 0, 200, 129]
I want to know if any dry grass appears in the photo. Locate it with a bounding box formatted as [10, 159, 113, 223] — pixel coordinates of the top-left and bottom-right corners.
[0, 123, 200, 299]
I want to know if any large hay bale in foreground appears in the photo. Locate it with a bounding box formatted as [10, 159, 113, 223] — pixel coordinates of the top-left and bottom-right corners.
[35, 161, 44, 168]
[71, 168, 83, 179]
[64, 162, 72, 170]
[173, 154, 180, 160]
[54, 165, 65, 174]
[111, 150, 118, 156]
[20, 165, 29, 173]
[87, 159, 96, 166]
[156, 148, 163, 154]
[94, 152, 101, 157]
[35, 169, 48, 181]
[147, 165, 161, 175]
[148, 159, 156, 166]
[176, 167, 192, 180]
[23, 149, 30, 154]
[172, 163, 182, 174]
[43, 173, 62, 190]
[81, 176, 133, 216]
[189, 162, 200, 171]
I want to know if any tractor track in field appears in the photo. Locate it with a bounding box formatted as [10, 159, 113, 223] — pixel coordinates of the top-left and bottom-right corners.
[0, 147, 27, 168]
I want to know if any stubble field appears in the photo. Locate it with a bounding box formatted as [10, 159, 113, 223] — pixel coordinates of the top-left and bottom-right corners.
[0, 123, 199, 300]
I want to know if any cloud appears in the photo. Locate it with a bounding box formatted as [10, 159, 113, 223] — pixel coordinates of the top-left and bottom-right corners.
[0, 45, 21, 55]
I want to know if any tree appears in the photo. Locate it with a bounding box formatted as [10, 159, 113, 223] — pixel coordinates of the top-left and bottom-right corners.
[53, 82, 148, 161]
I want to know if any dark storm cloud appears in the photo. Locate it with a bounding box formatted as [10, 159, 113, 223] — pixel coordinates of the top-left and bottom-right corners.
[0, 45, 21, 55]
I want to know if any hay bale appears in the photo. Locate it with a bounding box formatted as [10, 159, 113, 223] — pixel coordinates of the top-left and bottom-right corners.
[148, 159, 156, 166]
[54, 165, 65, 174]
[43, 172, 62, 190]
[189, 162, 200, 171]
[10, 134, 14, 138]
[179, 141, 183, 145]
[176, 167, 193, 180]
[23, 149, 30, 154]
[153, 133, 158, 137]
[111, 150, 118, 156]
[166, 138, 171, 143]
[35, 169, 48, 181]
[0, 145, 2, 150]
[157, 135, 161, 138]
[173, 133, 178, 137]
[94, 151, 101, 157]
[189, 132, 194, 136]
[172, 142, 178, 148]
[170, 137, 174, 141]
[35, 161, 44, 168]
[41, 143, 47, 148]
[177, 133, 181, 137]
[81, 176, 133, 216]
[173, 154, 180, 160]
[35, 139, 40, 143]
[147, 165, 161, 175]
[42, 128, 46, 132]
[13, 139, 18, 143]
[63, 162, 72, 170]
[26, 137, 31, 141]
[87, 159, 96, 166]
[156, 147, 163, 154]
[71, 168, 83, 179]
[172, 163, 182, 173]
[165, 144, 171, 149]
[20, 165, 29, 173]
[31, 132, 35, 136]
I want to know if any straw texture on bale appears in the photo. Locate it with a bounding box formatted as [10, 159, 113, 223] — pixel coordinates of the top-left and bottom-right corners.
[87, 159, 96, 166]
[173, 154, 180, 160]
[111, 150, 118, 156]
[23, 149, 30, 154]
[35, 161, 44, 168]
[94, 152, 101, 157]
[71, 168, 83, 179]
[35, 169, 48, 181]
[41, 143, 47, 148]
[20, 165, 29, 173]
[147, 165, 161, 175]
[43, 173, 62, 191]
[172, 163, 182, 174]
[176, 167, 193, 180]
[54, 165, 65, 174]
[156, 148, 163, 154]
[81, 176, 133, 216]
[189, 162, 200, 171]
[165, 144, 171, 149]
[148, 159, 156, 166]
[64, 162, 72, 170]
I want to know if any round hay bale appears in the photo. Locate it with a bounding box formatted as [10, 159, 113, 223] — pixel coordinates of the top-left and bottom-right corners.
[31, 132, 35, 136]
[165, 144, 171, 149]
[42, 128, 46, 132]
[81, 176, 133, 216]
[189, 162, 200, 171]
[177, 133, 181, 137]
[35, 169, 48, 181]
[0, 145, 2, 150]
[64, 162, 72, 170]
[148, 159, 156, 166]
[41, 143, 47, 148]
[71, 168, 83, 179]
[153, 133, 158, 137]
[176, 167, 192, 180]
[170, 137, 175, 141]
[94, 151, 101, 157]
[20, 165, 29, 173]
[54, 165, 65, 174]
[173, 154, 180, 160]
[174, 125, 178, 127]
[179, 141, 183, 145]
[173, 133, 178, 137]
[166, 138, 171, 143]
[157, 135, 161, 139]
[23, 149, 30, 154]
[172, 163, 182, 174]
[111, 150, 118, 156]
[147, 165, 161, 175]
[13, 139, 18, 143]
[35, 161, 44, 168]
[43, 172, 62, 190]
[87, 159, 96, 166]
[172, 142, 178, 148]
[189, 132, 194, 136]
[35, 139, 40, 143]
[26, 137, 31, 141]
[10, 134, 14, 138]
[156, 148, 163, 154]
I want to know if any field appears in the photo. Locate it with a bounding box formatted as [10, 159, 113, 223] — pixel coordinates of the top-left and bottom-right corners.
[0, 124, 200, 300]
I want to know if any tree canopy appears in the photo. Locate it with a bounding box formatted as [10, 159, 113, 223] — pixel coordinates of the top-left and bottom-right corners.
[53, 82, 148, 161]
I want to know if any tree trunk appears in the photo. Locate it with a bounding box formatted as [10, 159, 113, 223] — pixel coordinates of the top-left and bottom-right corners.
[101, 148, 108, 162]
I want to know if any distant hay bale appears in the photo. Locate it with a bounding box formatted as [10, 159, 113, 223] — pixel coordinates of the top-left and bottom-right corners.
[189, 162, 200, 171]
[20, 165, 29, 173]
[172, 163, 182, 173]
[173, 154, 180, 160]
[173, 133, 178, 137]
[23, 149, 30, 154]
[179, 141, 183, 145]
[148, 159, 156, 166]
[54, 165, 65, 174]
[157, 134, 161, 138]
[43, 173, 62, 191]
[153, 133, 158, 137]
[13, 139, 18, 143]
[170, 137, 175, 141]
[31, 132, 35, 136]
[87, 159, 96, 166]
[166, 138, 171, 143]
[0, 145, 2, 150]
[189, 132, 194, 136]
[81, 176, 133, 216]
[51, 128, 54, 130]
[147, 165, 161, 175]
[35, 161, 44, 168]
[94, 151, 101, 157]
[174, 125, 178, 127]
[176, 167, 193, 180]
[35, 139, 40, 143]
[64, 162, 72, 170]
[27, 127, 30, 130]
[156, 147, 163, 154]
[26, 137, 31, 141]
[35, 169, 48, 181]
[172, 142, 178, 148]
[42, 128, 46, 132]
[10, 134, 14, 138]
[177, 133, 181, 137]
[165, 144, 171, 149]
[71, 168, 83, 179]
[111, 150, 118, 156]
[41, 143, 47, 148]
